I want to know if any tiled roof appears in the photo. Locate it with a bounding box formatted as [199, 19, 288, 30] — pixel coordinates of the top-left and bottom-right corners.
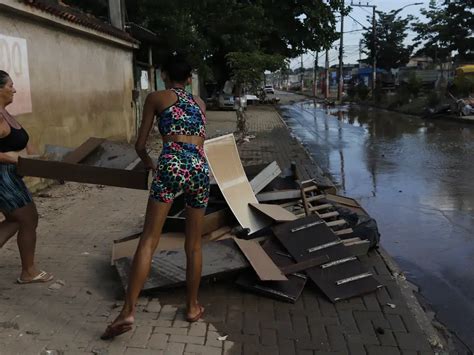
[19, 0, 138, 44]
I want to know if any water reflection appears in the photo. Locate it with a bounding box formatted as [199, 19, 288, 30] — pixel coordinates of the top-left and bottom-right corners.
[281, 101, 474, 351]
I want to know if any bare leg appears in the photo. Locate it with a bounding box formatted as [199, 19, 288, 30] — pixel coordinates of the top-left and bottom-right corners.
[0, 213, 19, 248]
[8, 203, 51, 281]
[184, 206, 205, 320]
[102, 199, 172, 338]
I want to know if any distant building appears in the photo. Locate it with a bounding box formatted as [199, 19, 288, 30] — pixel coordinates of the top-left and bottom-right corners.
[407, 56, 434, 69]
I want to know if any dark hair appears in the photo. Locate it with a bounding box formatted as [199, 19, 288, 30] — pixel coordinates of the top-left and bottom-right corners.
[0, 70, 10, 88]
[161, 53, 192, 82]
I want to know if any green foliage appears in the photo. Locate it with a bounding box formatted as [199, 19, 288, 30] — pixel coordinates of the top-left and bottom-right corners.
[124, 0, 343, 85]
[452, 76, 474, 97]
[413, 0, 474, 63]
[362, 10, 413, 70]
[226, 52, 286, 92]
[406, 73, 422, 98]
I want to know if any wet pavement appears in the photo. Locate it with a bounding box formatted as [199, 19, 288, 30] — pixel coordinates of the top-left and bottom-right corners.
[280, 97, 474, 351]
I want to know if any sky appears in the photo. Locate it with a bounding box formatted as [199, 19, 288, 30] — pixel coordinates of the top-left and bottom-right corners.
[290, 0, 432, 70]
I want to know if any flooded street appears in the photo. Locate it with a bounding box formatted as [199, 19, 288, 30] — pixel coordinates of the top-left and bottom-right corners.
[280, 98, 474, 350]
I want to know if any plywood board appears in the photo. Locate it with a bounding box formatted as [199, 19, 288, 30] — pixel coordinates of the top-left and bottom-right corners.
[62, 137, 105, 163]
[249, 161, 281, 194]
[234, 238, 287, 281]
[204, 134, 270, 234]
[18, 157, 149, 190]
[249, 203, 297, 222]
[115, 239, 249, 291]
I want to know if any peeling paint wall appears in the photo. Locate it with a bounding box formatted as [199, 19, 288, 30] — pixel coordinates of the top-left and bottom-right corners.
[0, 10, 135, 152]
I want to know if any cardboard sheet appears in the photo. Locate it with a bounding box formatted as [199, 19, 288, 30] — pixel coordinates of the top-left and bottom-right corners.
[249, 203, 297, 222]
[234, 238, 287, 281]
[204, 134, 270, 234]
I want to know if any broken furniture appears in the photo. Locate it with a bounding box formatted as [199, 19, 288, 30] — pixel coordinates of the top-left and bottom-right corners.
[111, 133, 383, 304]
[272, 215, 382, 302]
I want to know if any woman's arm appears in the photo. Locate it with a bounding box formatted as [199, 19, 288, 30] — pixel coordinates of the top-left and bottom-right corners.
[25, 142, 37, 155]
[135, 93, 157, 170]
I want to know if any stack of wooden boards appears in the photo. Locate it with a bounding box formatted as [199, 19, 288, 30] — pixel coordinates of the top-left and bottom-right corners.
[112, 134, 382, 303]
[18, 134, 382, 303]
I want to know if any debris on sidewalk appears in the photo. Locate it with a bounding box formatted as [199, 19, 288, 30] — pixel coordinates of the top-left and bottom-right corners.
[111, 133, 383, 304]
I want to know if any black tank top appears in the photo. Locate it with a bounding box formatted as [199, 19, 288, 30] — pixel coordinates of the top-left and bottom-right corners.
[0, 121, 29, 153]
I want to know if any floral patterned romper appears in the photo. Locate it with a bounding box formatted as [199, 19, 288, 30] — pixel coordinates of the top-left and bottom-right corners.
[150, 88, 210, 209]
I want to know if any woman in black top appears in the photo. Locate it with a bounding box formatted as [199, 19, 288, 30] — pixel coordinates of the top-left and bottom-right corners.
[0, 70, 53, 284]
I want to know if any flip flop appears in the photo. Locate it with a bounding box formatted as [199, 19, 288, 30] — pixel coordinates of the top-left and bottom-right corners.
[101, 322, 133, 340]
[17, 271, 54, 284]
[186, 305, 204, 323]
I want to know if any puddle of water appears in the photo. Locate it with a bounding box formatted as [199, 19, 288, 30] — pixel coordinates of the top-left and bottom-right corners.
[282, 101, 474, 351]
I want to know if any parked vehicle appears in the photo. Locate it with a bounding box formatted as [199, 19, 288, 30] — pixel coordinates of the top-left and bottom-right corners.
[263, 84, 275, 94]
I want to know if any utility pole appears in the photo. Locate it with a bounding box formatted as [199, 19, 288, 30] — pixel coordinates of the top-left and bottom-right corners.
[300, 54, 304, 92]
[338, 0, 345, 101]
[313, 51, 319, 97]
[351, 1, 377, 92]
[371, 4, 376, 93]
[325, 50, 329, 99]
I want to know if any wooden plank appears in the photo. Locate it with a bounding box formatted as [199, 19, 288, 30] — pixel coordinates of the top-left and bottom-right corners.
[249, 161, 282, 194]
[204, 134, 270, 234]
[62, 137, 105, 164]
[334, 228, 354, 236]
[326, 220, 347, 228]
[320, 211, 340, 219]
[257, 189, 301, 202]
[249, 203, 297, 222]
[18, 157, 149, 190]
[234, 238, 287, 281]
[280, 255, 329, 275]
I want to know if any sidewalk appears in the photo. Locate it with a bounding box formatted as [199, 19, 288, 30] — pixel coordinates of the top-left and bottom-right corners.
[0, 104, 436, 354]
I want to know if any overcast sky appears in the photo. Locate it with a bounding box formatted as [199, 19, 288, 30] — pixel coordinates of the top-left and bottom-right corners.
[290, 0, 431, 70]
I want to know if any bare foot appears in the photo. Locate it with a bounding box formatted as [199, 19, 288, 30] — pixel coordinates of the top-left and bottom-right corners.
[101, 314, 135, 340]
[186, 304, 204, 322]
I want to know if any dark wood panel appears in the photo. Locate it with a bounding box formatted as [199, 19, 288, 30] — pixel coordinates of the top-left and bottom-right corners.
[18, 157, 149, 190]
[272, 215, 381, 302]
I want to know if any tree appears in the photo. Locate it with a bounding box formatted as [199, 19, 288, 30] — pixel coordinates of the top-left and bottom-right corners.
[412, 0, 474, 63]
[124, 0, 343, 85]
[361, 10, 414, 70]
